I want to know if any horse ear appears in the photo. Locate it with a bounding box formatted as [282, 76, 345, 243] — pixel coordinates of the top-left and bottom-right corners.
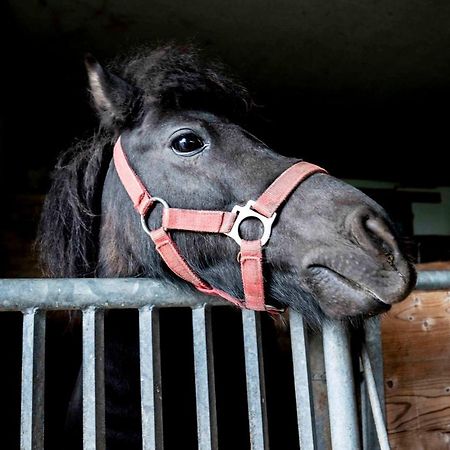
[85, 54, 139, 129]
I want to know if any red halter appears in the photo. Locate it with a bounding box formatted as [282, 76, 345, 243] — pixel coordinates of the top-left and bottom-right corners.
[113, 137, 327, 313]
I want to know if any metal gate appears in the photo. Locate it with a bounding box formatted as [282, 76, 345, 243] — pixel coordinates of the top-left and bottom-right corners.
[1, 272, 446, 449]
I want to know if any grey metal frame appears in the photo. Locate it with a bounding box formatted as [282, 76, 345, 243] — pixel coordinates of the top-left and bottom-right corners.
[20, 308, 46, 450]
[1, 271, 449, 450]
[192, 305, 218, 450]
[323, 321, 361, 450]
[139, 305, 164, 450]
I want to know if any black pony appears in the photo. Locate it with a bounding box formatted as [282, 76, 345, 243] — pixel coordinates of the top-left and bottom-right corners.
[38, 45, 415, 447]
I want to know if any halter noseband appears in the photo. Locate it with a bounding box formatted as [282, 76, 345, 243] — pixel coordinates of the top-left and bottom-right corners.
[113, 136, 327, 314]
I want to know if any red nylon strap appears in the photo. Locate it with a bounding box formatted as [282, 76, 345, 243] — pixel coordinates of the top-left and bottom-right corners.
[149, 227, 210, 289]
[239, 240, 266, 311]
[162, 209, 236, 233]
[150, 227, 245, 309]
[113, 137, 153, 215]
[252, 161, 327, 218]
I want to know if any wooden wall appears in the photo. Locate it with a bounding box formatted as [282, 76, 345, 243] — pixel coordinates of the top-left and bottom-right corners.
[382, 264, 450, 449]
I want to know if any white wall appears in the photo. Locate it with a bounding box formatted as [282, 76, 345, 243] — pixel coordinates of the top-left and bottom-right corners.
[412, 188, 450, 236]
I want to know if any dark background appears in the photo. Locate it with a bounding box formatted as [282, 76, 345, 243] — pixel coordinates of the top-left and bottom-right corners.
[2, 0, 450, 192]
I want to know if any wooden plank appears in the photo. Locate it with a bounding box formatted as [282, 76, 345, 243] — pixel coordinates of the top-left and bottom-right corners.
[388, 430, 450, 449]
[382, 290, 450, 363]
[416, 261, 450, 271]
[382, 290, 450, 450]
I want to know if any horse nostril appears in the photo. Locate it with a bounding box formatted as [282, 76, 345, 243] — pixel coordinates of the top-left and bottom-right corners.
[365, 218, 396, 255]
[349, 208, 400, 264]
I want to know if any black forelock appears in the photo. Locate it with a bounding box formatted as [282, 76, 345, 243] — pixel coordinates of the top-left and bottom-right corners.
[109, 44, 254, 122]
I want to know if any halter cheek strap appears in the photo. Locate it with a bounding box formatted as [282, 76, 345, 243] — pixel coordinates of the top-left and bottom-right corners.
[113, 136, 327, 314]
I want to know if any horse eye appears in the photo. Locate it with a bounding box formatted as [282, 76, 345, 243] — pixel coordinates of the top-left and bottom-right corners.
[171, 132, 205, 155]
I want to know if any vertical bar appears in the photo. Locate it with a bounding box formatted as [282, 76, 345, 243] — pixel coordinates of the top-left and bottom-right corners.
[20, 308, 46, 450]
[192, 305, 218, 450]
[361, 376, 371, 450]
[308, 332, 331, 450]
[289, 310, 316, 450]
[139, 306, 164, 450]
[362, 317, 386, 450]
[364, 317, 386, 413]
[323, 321, 361, 450]
[361, 345, 391, 450]
[82, 307, 105, 450]
[242, 310, 269, 450]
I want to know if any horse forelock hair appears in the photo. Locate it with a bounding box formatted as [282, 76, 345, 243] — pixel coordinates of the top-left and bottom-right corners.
[110, 44, 254, 121]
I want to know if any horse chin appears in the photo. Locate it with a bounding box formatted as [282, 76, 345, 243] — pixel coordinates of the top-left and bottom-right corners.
[306, 265, 392, 319]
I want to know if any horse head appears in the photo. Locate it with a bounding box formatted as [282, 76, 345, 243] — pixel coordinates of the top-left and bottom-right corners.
[40, 46, 416, 326]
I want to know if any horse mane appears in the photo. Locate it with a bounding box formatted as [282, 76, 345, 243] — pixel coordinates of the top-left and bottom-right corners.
[37, 44, 254, 277]
[37, 132, 113, 277]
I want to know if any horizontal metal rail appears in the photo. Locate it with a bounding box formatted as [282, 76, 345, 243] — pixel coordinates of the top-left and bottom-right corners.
[416, 270, 450, 290]
[0, 278, 224, 310]
[0, 270, 448, 311]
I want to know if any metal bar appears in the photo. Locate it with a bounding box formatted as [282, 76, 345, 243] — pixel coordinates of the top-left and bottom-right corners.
[416, 271, 450, 290]
[192, 305, 218, 450]
[362, 317, 386, 450]
[364, 318, 386, 413]
[139, 306, 164, 450]
[1, 270, 448, 311]
[289, 310, 316, 450]
[323, 321, 361, 450]
[361, 378, 371, 450]
[308, 332, 331, 450]
[361, 344, 391, 450]
[0, 278, 224, 310]
[20, 308, 46, 450]
[82, 307, 105, 450]
[242, 310, 269, 450]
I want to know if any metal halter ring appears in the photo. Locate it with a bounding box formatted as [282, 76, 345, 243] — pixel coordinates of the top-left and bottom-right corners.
[225, 200, 277, 246]
[140, 197, 169, 237]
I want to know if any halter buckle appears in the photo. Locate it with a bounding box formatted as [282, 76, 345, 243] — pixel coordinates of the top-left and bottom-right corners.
[225, 200, 277, 246]
[140, 197, 169, 237]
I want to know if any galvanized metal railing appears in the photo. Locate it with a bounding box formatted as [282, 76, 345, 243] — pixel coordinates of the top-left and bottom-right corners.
[1, 271, 448, 450]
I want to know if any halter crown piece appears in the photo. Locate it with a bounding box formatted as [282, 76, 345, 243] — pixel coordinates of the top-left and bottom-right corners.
[113, 136, 327, 314]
